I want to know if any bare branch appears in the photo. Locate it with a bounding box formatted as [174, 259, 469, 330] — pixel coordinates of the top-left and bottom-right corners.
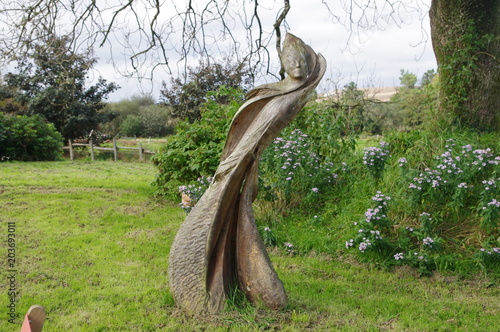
[273, 0, 290, 80]
[0, 0, 429, 84]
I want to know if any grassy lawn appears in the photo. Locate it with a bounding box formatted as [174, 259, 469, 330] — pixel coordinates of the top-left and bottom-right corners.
[1, 161, 499, 331]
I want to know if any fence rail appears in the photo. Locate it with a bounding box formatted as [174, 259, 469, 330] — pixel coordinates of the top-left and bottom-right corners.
[63, 139, 155, 161]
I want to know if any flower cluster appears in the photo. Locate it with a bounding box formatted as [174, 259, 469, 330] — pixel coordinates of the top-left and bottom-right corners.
[371, 191, 391, 205]
[409, 169, 447, 190]
[476, 246, 500, 265]
[364, 191, 392, 228]
[479, 177, 500, 234]
[485, 199, 500, 208]
[284, 242, 296, 254]
[406, 141, 499, 229]
[399, 251, 429, 263]
[358, 239, 372, 253]
[391, 211, 442, 273]
[408, 141, 499, 194]
[481, 178, 497, 192]
[259, 128, 340, 210]
[346, 138, 498, 275]
[178, 176, 213, 213]
[422, 237, 435, 247]
[394, 252, 404, 260]
[346, 191, 392, 254]
[270, 129, 338, 185]
[260, 226, 278, 247]
[362, 141, 390, 180]
[480, 247, 500, 255]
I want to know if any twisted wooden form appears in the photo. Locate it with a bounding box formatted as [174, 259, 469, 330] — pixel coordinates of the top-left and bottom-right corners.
[168, 33, 326, 314]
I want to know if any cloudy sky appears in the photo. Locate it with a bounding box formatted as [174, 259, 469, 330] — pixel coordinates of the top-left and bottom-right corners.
[91, 0, 436, 102]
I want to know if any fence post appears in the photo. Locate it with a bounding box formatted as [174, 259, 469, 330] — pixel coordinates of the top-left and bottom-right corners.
[68, 139, 74, 161]
[113, 138, 118, 161]
[139, 143, 143, 161]
[89, 139, 95, 161]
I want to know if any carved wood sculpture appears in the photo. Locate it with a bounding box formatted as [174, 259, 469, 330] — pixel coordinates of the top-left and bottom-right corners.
[168, 33, 326, 314]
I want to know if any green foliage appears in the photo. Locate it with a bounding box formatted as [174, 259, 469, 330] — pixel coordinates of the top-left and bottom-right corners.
[362, 141, 390, 181]
[4, 35, 118, 140]
[388, 72, 439, 130]
[0, 82, 24, 114]
[154, 78, 498, 278]
[259, 128, 341, 214]
[139, 104, 174, 137]
[0, 113, 63, 161]
[160, 59, 252, 122]
[420, 69, 437, 87]
[399, 69, 417, 89]
[152, 86, 244, 197]
[294, 100, 357, 162]
[100, 95, 174, 138]
[345, 131, 500, 276]
[120, 115, 143, 137]
[178, 176, 212, 213]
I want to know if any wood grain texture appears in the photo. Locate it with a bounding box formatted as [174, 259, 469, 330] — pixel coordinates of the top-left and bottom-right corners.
[168, 33, 326, 314]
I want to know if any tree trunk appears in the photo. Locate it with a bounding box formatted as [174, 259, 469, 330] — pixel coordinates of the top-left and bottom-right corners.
[430, 0, 500, 131]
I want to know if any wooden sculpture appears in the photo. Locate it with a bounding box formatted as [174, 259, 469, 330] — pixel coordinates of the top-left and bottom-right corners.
[168, 33, 326, 314]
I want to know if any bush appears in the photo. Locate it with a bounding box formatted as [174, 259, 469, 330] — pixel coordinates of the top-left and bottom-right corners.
[120, 115, 143, 137]
[362, 141, 390, 181]
[152, 86, 244, 197]
[139, 105, 174, 137]
[346, 132, 500, 276]
[0, 113, 63, 161]
[259, 128, 341, 213]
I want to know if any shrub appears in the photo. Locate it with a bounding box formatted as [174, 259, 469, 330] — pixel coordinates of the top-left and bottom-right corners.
[346, 135, 500, 276]
[120, 115, 143, 137]
[139, 105, 174, 137]
[0, 113, 63, 161]
[259, 128, 340, 213]
[362, 141, 390, 181]
[406, 139, 500, 233]
[152, 86, 243, 197]
[293, 101, 357, 163]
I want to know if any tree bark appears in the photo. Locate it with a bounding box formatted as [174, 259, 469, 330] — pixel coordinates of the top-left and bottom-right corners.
[430, 0, 500, 131]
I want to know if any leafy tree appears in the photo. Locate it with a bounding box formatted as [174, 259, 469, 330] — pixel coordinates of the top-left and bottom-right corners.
[160, 60, 252, 122]
[339, 82, 370, 133]
[5, 35, 118, 140]
[0, 81, 24, 114]
[420, 69, 437, 87]
[139, 105, 174, 137]
[399, 69, 417, 89]
[390, 74, 439, 130]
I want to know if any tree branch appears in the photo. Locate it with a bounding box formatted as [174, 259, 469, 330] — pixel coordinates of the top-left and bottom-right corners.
[273, 0, 290, 80]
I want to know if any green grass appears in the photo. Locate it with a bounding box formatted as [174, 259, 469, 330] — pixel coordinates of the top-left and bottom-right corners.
[1, 161, 499, 331]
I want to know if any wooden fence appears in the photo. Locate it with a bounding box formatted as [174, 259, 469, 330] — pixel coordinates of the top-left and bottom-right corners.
[64, 139, 154, 161]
